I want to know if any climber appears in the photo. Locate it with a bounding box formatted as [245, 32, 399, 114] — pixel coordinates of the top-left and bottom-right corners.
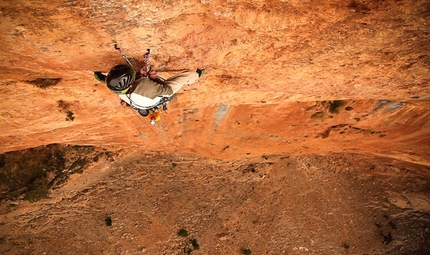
[94, 65, 204, 98]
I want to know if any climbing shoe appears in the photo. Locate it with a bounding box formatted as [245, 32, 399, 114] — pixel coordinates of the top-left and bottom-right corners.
[196, 68, 205, 77]
[94, 72, 106, 82]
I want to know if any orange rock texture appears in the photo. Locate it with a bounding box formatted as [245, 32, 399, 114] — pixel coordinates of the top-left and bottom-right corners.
[1, 1, 430, 254]
[1, 0, 429, 165]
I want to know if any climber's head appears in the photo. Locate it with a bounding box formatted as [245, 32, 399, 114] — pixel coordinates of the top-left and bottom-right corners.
[106, 64, 135, 94]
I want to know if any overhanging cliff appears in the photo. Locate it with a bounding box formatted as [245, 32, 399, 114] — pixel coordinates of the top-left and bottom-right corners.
[0, 0, 429, 162]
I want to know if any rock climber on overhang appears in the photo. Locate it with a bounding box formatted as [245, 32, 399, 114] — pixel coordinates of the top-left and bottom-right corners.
[93, 45, 204, 124]
[94, 65, 204, 100]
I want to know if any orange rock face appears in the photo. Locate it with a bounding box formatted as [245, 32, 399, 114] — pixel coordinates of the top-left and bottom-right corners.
[0, 1, 429, 161]
[1, 1, 430, 254]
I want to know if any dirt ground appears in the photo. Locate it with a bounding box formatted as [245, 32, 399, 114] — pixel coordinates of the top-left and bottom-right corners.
[1, 148, 429, 255]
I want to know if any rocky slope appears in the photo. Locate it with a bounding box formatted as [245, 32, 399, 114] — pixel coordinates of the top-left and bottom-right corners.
[1, 151, 430, 254]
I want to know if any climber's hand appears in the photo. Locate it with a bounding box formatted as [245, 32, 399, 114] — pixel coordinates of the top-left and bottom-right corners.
[149, 70, 158, 80]
[139, 66, 147, 76]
